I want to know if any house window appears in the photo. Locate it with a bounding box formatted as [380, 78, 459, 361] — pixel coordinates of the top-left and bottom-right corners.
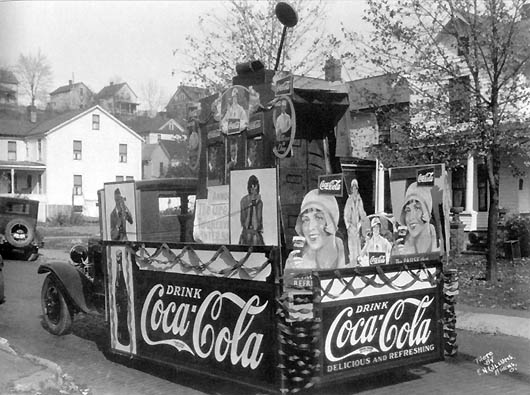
[26, 175, 32, 191]
[159, 162, 164, 176]
[92, 114, 100, 130]
[38, 139, 42, 160]
[38, 174, 42, 194]
[80, 87, 84, 97]
[477, 164, 488, 212]
[73, 140, 82, 160]
[168, 122, 174, 131]
[451, 167, 466, 208]
[73, 175, 82, 196]
[8, 141, 16, 161]
[519, 179, 524, 191]
[449, 76, 470, 124]
[126, 176, 134, 181]
[119, 144, 127, 162]
[116, 176, 124, 182]
[157, 134, 162, 141]
[457, 35, 469, 56]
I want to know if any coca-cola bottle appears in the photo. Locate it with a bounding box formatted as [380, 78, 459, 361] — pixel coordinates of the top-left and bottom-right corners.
[115, 250, 130, 346]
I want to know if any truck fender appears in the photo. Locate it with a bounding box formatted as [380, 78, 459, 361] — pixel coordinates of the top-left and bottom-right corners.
[38, 261, 97, 314]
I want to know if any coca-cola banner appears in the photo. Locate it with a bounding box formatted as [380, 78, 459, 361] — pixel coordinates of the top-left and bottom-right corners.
[318, 173, 344, 196]
[316, 262, 443, 381]
[133, 268, 277, 386]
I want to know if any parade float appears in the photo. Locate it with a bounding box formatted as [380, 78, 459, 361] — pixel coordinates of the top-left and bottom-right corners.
[39, 3, 456, 393]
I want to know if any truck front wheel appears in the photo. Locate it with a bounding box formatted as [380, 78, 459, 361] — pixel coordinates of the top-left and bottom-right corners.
[41, 275, 73, 335]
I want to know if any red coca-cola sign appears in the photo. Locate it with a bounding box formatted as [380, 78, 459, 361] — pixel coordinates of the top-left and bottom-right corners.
[318, 174, 344, 196]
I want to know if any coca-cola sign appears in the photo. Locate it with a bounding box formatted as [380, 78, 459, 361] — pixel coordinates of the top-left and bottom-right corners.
[320, 290, 442, 378]
[417, 167, 435, 186]
[318, 174, 344, 196]
[134, 270, 276, 385]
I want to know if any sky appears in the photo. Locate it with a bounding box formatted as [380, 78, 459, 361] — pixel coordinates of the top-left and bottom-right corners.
[0, 0, 370, 110]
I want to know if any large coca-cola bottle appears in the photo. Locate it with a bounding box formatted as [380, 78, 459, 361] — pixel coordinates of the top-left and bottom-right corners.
[115, 250, 130, 346]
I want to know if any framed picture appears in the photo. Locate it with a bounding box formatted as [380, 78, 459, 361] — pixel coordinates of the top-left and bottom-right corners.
[207, 143, 225, 186]
[225, 134, 245, 183]
[103, 181, 137, 242]
[229, 168, 278, 246]
[246, 137, 263, 168]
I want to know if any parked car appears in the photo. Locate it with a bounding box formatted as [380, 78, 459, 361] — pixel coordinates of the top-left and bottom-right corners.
[0, 254, 5, 304]
[0, 196, 43, 261]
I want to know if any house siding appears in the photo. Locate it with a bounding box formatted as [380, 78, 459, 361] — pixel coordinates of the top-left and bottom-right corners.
[42, 107, 142, 217]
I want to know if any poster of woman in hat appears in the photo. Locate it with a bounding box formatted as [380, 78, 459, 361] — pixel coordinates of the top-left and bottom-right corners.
[388, 164, 451, 259]
[284, 189, 346, 271]
[394, 181, 440, 255]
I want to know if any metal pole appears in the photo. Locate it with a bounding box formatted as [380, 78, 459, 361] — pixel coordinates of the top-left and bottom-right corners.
[274, 26, 287, 72]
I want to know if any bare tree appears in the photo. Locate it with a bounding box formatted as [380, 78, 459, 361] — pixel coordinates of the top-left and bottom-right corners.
[178, 0, 336, 91]
[16, 49, 53, 107]
[341, 0, 530, 281]
[141, 79, 165, 117]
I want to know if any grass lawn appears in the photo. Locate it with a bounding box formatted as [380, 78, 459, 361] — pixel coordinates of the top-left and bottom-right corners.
[450, 254, 530, 311]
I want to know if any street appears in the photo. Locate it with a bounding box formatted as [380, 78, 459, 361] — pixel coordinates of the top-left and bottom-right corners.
[1, 251, 529, 395]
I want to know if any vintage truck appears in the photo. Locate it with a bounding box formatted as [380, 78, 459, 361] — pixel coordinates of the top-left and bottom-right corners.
[38, 72, 450, 392]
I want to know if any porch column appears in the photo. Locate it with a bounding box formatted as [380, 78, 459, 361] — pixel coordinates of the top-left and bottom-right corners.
[10, 168, 14, 195]
[465, 154, 474, 211]
[375, 159, 385, 213]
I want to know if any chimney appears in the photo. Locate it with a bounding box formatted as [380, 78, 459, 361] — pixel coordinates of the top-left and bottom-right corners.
[69, 80, 73, 86]
[324, 57, 342, 82]
[27, 105, 37, 123]
[110, 81, 114, 86]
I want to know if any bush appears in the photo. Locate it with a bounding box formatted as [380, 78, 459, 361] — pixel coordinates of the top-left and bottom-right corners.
[504, 214, 530, 257]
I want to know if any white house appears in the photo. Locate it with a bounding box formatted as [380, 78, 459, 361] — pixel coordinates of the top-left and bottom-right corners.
[0, 105, 143, 220]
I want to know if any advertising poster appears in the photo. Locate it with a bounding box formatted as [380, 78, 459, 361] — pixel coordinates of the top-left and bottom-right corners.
[193, 185, 230, 244]
[272, 95, 296, 159]
[389, 164, 450, 261]
[316, 262, 443, 381]
[108, 245, 137, 355]
[133, 268, 276, 386]
[229, 168, 278, 246]
[220, 85, 249, 135]
[103, 181, 137, 242]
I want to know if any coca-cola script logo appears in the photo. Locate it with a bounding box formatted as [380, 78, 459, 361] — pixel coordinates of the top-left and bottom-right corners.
[318, 174, 343, 196]
[320, 179, 342, 191]
[324, 296, 434, 362]
[417, 168, 435, 186]
[140, 285, 268, 369]
[369, 253, 386, 265]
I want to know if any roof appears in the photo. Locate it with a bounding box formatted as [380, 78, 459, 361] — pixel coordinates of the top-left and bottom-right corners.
[0, 69, 18, 85]
[50, 82, 91, 96]
[142, 143, 162, 161]
[174, 85, 209, 102]
[159, 139, 187, 159]
[95, 82, 137, 101]
[124, 114, 173, 133]
[346, 73, 410, 111]
[0, 160, 46, 170]
[25, 108, 87, 136]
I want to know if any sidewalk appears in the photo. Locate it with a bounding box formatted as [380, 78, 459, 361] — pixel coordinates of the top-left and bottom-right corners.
[1, 304, 528, 394]
[0, 337, 88, 395]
